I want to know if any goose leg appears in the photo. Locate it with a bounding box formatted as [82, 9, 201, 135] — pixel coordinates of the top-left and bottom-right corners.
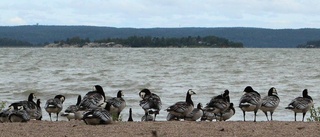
[294, 113, 297, 121]
[242, 111, 246, 121]
[49, 113, 52, 121]
[56, 113, 59, 121]
[302, 112, 306, 122]
[154, 114, 157, 121]
[254, 110, 257, 122]
[117, 112, 121, 121]
[264, 111, 269, 121]
[270, 112, 274, 121]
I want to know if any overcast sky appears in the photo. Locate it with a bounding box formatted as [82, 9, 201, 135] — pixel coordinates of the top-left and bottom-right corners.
[1, 0, 319, 29]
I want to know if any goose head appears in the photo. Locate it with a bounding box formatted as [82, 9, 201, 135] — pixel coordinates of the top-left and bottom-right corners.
[139, 89, 151, 99]
[55, 95, 66, 103]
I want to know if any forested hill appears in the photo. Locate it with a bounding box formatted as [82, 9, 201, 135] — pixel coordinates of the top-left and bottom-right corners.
[1, 25, 320, 48]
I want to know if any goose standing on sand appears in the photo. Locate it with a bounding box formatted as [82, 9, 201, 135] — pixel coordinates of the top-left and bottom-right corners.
[239, 86, 261, 122]
[61, 95, 82, 121]
[9, 93, 40, 120]
[285, 89, 313, 121]
[45, 95, 65, 121]
[107, 90, 126, 120]
[139, 89, 162, 121]
[203, 90, 230, 121]
[166, 89, 196, 120]
[260, 87, 280, 121]
[79, 85, 106, 111]
[128, 108, 133, 122]
[185, 103, 203, 121]
[8, 105, 30, 122]
[82, 102, 113, 125]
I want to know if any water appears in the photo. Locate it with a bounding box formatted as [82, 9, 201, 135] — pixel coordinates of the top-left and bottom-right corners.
[0, 48, 319, 122]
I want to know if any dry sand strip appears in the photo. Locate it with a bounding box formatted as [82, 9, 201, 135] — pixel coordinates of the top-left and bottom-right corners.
[0, 120, 319, 137]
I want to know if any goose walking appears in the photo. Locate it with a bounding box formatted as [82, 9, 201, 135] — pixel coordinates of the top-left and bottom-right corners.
[166, 89, 196, 120]
[203, 89, 230, 121]
[185, 103, 203, 121]
[82, 102, 113, 125]
[79, 85, 106, 111]
[285, 89, 313, 121]
[61, 95, 82, 121]
[139, 89, 162, 121]
[9, 93, 40, 120]
[239, 86, 261, 122]
[260, 87, 280, 121]
[107, 90, 126, 121]
[45, 95, 65, 121]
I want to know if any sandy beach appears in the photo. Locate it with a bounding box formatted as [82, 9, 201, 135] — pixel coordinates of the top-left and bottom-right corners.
[0, 120, 319, 137]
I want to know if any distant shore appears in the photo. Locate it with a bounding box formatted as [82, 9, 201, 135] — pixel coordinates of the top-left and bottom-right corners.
[1, 120, 319, 137]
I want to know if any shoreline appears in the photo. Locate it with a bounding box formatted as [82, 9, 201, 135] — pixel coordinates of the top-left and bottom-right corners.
[1, 120, 319, 137]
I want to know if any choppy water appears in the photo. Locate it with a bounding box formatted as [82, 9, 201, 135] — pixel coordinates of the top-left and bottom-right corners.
[0, 48, 319, 122]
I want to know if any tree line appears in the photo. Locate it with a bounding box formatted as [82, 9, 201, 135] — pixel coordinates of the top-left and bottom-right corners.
[53, 35, 243, 48]
[0, 38, 33, 47]
[297, 40, 320, 48]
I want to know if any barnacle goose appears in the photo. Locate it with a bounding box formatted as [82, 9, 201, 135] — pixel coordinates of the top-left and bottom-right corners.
[203, 89, 230, 120]
[82, 102, 113, 125]
[260, 87, 280, 121]
[139, 89, 162, 121]
[8, 105, 30, 122]
[285, 89, 313, 121]
[141, 111, 154, 121]
[185, 103, 203, 121]
[239, 86, 261, 122]
[45, 95, 65, 121]
[9, 93, 40, 120]
[61, 95, 82, 121]
[213, 103, 235, 121]
[107, 90, 126, 121]
[79, 85, 106, 111]
[166, 89, 196, 120]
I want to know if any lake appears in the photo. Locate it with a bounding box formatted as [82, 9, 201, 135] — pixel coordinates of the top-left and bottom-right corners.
[0, 48, 319, 121]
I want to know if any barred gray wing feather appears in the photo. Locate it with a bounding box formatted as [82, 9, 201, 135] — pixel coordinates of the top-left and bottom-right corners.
[167, 102, 190, 113]
[261, 96, 280, 108]
[240, 92, 261, 105]
[288, 97, 312, 110]
[80, 93, 104, 109]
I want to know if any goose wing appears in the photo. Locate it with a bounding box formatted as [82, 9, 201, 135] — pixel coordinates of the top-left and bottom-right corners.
[167, 101, 191, 113]
[239, 92, 261, 106]
[80, 91, 105, 109]
[287, 97, 312, 110]
[139, 93, 162, 111]
[261, 95, 280, 108]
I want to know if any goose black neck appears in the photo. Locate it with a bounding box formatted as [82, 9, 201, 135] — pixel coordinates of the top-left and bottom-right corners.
[28, 93, 34, 102]
[95, 85, 106, 100]
[128, 108, 133, 121]
[117, 91, 122, 98]
[76, 95, 81, 105]
[186, 92, 193, 106]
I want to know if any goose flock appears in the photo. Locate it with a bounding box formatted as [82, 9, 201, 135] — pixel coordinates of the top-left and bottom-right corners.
[0, 85, 314, 124]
